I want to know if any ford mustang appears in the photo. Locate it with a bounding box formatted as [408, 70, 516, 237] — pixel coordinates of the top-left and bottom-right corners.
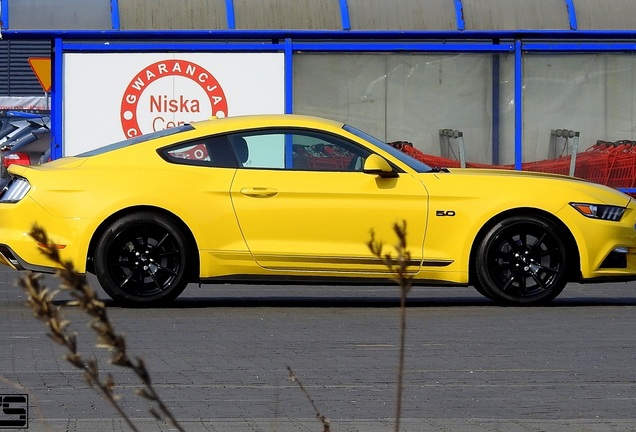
[0, 114, 635, 306]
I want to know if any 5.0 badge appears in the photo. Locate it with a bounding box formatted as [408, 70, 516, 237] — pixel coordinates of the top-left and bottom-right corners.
[436, 210, 456, 217]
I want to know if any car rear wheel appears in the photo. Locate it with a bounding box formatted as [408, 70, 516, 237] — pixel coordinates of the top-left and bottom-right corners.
[472, 281, 493, 299]
[474, 215, 569, 305]
[94, 212, 192, 306]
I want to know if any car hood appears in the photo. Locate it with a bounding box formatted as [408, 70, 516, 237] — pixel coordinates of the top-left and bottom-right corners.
[417, 167, 633, 207]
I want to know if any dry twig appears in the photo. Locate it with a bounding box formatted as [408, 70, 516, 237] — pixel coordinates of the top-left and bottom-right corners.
[19, 272, 140, 431]
[367, 220, 413, 432]
[287, 366, 330, 432]
[20, 224, 185, 432]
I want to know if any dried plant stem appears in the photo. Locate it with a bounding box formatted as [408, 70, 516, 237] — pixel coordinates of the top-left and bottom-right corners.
[367, 220, 413, 432]
[22, 224, 185, 432]
[395, 281, 408, 432]
[19, 273, 140, 432]
[287, 366, 331, 432]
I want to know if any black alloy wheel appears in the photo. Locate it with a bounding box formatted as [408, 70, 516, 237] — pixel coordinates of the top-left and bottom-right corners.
[474, 215, 569, 305]
[94, 212, 192, 305]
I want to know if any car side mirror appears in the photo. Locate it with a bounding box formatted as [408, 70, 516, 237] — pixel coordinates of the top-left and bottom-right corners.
[363, 154, 398, 178]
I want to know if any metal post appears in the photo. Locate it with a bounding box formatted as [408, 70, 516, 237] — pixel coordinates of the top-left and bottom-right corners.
[549, 129, 580, 176]
[439, 129, 466, 168]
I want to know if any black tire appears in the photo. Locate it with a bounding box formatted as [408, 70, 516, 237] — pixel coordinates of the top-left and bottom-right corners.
[474, 215, 569, 305]
[472, 281, 493, 300]
[94, 211, 192, 306]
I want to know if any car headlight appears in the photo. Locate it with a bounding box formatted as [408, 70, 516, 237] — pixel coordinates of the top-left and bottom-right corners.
[0, 177, 31, 203]
[570, 202, 626, 221]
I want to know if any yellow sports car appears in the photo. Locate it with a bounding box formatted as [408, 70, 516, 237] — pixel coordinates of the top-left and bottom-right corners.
[0, 114, 635, 306]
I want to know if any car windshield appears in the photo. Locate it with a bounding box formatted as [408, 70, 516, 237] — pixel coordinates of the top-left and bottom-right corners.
[78, 125, 195, 156]
[343, 124, 432, 173]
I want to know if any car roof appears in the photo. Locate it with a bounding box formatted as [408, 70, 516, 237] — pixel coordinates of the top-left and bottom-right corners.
[78, 114, 351, 158]
[189, 114, 346, 134]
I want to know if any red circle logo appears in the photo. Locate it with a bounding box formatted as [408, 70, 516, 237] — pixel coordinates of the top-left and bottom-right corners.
[120, 59, 228, 138]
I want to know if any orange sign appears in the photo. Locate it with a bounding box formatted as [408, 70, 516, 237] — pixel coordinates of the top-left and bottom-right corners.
[28, 57, 52, 92]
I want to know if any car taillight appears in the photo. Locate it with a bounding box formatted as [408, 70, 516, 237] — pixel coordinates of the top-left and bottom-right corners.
[3, 153, 30, 168]
[0, 177, 31, 203]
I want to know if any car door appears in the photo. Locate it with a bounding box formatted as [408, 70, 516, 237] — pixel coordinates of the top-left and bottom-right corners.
[228, 128, 428, 274]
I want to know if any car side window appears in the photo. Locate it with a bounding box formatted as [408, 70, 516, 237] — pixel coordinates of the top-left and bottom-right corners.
[229, 129, 371, 171]
[162, 135, 239, 168]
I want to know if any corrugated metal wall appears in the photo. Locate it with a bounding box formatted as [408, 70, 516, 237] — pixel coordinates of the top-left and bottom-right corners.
[7, 0, 111, 30]
[0, 40, 51, 96]
[574, 0, 636, 30]
[6, 0, 636, 31]
[347, 0, 456, 31]
[118, 0, 227, 30]
[5, 0, 636, 99]
[233, 0, 341, 30]
[462, 0, 570, 30]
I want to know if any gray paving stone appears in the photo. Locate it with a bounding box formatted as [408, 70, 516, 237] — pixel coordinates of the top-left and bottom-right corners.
[2, 267, 636, 431]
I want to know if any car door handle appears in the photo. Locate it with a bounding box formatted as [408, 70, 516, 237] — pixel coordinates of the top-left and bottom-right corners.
[240, 187, 279, 198]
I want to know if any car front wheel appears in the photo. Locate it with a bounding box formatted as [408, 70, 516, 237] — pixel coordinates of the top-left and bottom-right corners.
[94, 212, 192, 306]
[474, 215, 569, 305]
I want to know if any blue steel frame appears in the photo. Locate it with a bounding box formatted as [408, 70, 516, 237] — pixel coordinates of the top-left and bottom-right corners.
[1, 0, 8, 29]
[564, 0, 578, 30]
[453, 0, 465, 31]
[338, 0, 351, 30]
[224, 0, 235, 30]
[2, 0, 636, 193]
[514, 40, 523, 171]
[110, 0, 120, 30]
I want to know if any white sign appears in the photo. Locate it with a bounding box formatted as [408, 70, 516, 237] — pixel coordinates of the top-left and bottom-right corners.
[0, 96, 49, 111]
[63, 52, 285, 155]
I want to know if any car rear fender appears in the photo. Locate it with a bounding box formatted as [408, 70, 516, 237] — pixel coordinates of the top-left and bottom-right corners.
[86, 205, 200, 280]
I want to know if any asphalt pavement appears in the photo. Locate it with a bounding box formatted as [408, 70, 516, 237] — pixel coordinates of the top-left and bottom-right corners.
[2, 267, 636, 431]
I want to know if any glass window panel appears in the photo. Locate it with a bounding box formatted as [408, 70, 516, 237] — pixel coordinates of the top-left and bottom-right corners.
[294, 53, 513, 167]
[238, 133, 286, 169]
[523, 54, 636, 188]
[229, 130, 370, 171]
[8, 0, 112, 30]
